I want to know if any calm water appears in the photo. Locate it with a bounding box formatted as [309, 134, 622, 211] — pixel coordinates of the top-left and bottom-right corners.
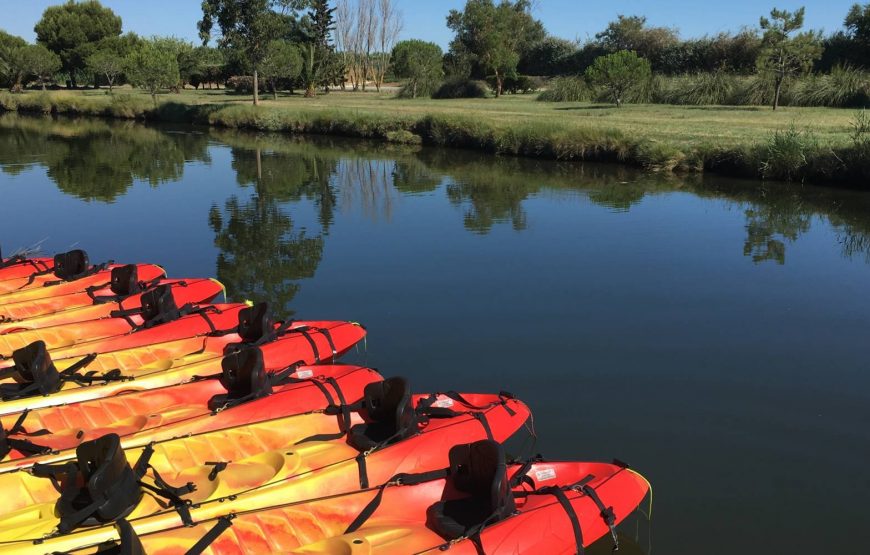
[1, 113, 869, 554]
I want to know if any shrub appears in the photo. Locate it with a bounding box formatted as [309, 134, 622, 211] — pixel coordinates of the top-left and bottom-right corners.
[485, 74, 537, 94]
[760, 124, 819, 181]
[537, 76, 590, 102]
[789, 65, 870, 107]
[431, 78, 489, 99]
[225, 76, 267, 94]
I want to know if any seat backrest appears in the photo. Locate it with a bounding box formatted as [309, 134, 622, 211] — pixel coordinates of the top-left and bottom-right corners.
[59, 433, 141, 527]
[347, 377, 418, 450]
[53, 249, 89, 281]
[425, 440, 515, 541]
[208, 347, 272, 411]
[237, 302, 273, 343]
[139, 284, 179, 325]
[110, 265, 141, 297]
[9, 340, 61, 395]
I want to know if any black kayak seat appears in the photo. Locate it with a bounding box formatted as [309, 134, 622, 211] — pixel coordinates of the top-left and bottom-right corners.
[238, 302, 274, 343]
[56, 433, 142, 530]
[53, 249, 89, 281]
[110, 265, 141, 297]
[207, 347, 272, 411]
[347, 377, 418, 451]
[426, 440, 516, 540]
[0, 340, 62, 400]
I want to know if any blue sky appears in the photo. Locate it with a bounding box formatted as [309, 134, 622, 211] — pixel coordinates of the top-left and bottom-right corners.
[0, 1, 858, 47]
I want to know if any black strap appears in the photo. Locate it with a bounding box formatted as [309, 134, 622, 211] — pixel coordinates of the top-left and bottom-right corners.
[86, 276, 166, 305]
[356, 452, 369, 489]
[293, 377, 357, 443]
[540, 486, 586, 555]
[580, 481, 619, 550]
[185, 515, 235, 555]
[345, 468, 449, 534]
[295, 327, 321, 364]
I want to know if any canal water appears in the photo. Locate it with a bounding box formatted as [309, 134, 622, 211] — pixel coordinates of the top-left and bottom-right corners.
[1, 113, 868, 554]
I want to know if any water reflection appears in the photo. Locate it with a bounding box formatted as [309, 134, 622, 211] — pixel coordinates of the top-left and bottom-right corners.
[2, 113, 870, 268]
[0, 114, 209, 201]
[211, 147, 326, 318]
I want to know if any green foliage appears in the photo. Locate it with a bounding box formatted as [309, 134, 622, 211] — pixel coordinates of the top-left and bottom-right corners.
[86, 49, 125, 92]
[20, 45, 62, 90]
[537, 76, 590, 102]
[595, 15, 679, 63]
[34, 0, 122, 87]
[789, 65, 870, 107]
[431, 78, 489, 99]
[0, 32, 28, 88]
[585, 50, 652, 105]
[296, 0, 337, 97]
[757, 7, 824, 110]
[518, 36, 577, 76]
[852, 108, 870, 145]
[260, 40, 303, 98]
[391, 40, 444, 99]
[760, 124, 819, 180]
[199, 0, 283, 103]
[485, 74, 537, 94]
[845, 2, 870, 65]
[446, 0, 545, 96]
[125, 39, 181, 102]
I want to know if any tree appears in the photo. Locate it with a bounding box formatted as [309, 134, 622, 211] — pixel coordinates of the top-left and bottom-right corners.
[125, 39, 180, 103]
[757, 7, 823, 110]
[584, 50, 651, 106]
[845, 3, 870, 66]
[519, 36, 577, 76]
[298, 0, 337, 97]
[391, 39, 443, 98]
[34, 0, 122, 88]
[446, 0, 545, 97]
[198, 0, 281, 105]
[0, 31, 27, 89]
[21, 45, 62, 90]
[86, 49, 124, 92]
[372, 0, 402, 91]
[260, 40, 303, 99]
[595, 15, 678, 63]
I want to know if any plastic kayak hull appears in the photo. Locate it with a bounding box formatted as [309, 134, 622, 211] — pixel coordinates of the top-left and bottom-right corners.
[0, 364, 383, 469]
[0, 258, 52, 282]
[0, 320, 366, 416]
[0, 301, 244, 361]
[0, 278, 224, 335]
[91, 461, 649, 555]
[0, 264, 165, 302]
[0, 394, 529, 553]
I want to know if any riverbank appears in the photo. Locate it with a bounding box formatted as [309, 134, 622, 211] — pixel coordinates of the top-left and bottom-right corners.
[1, 88, 868, 187]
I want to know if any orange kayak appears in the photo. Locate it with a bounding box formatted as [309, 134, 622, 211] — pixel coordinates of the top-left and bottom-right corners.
[0, 249, 52, 281]
[0, 262, 166, 306]
[0, 278, 223, 335]
[0, 311, 366, 415]
[0, 249, 127, 295]
[0, 382, 529, 553]
[70, 441, 650, 555]
[0, 350, 382, 469]
[0, 263, 187, 322]
[0, 285, 236, 360]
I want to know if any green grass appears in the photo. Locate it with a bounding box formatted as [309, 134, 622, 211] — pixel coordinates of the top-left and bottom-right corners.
[0, 87, 867, 186]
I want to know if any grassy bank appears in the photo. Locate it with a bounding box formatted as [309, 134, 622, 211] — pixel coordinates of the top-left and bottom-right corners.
[1, 88, 868, 187]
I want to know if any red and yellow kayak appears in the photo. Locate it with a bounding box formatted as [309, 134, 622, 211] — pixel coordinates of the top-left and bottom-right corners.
[0, 318, 366, 415]
[0, 385, 529, 553]
[0, 264, 191, 322]
[0, 255, 52, 282]
[0, 278, 223, 335]
[0, 357, 382, 469]
[72, 442, 650, 555]
[0, 263, 165, 305]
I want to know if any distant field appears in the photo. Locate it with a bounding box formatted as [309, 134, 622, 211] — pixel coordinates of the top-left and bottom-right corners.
[25, 86, 859, 148]
[1, 87, 866, 186]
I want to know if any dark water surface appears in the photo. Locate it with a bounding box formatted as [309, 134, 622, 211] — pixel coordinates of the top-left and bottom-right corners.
[1, 114, 869, 554]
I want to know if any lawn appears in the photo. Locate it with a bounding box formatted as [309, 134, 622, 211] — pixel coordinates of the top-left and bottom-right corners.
[20, 86, 859, 148]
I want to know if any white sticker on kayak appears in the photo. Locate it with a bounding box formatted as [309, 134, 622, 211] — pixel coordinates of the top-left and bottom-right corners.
[295, 369, 314, 379]
[432, 397, 455, 408]
[535, 468, 557, 481]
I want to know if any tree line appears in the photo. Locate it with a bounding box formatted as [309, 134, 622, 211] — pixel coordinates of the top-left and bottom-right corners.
[1, 0, 869, 110]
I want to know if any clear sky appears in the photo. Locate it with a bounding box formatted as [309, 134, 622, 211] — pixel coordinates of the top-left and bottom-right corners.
[0, 0, 858, 47]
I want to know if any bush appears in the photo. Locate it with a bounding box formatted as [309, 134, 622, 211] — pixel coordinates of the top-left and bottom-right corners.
[761, 125, 820, 181]
[789, 65, 870, 108]
[485, 74, 538, 94]
[537, 76, 590, 102]
[225, 76, 267, 94]
[431, 78, 489, 99]
[395, 81, 439, 99]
